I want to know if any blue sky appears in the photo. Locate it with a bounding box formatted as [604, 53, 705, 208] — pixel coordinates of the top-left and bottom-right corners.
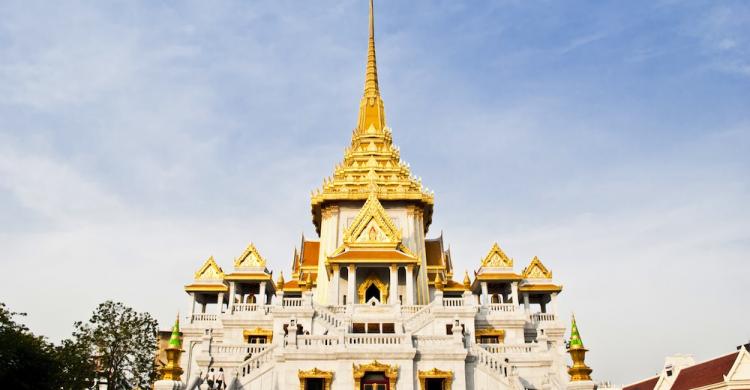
[1, 0, 748, 384]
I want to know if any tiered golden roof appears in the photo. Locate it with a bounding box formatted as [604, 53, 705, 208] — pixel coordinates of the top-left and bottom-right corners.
[310, 0, 433, 234]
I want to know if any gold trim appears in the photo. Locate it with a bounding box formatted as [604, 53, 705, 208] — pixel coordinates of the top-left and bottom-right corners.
[184, 284, 228, 293]
[298, 368, 333, 390]
[418, 368, 453, 390]
[358, 273, 389, 303]
[353, 360, 398, 390]
[475, 328, 506, 343]
[243, 328, 273, 343]
[518, 284, 562, 293]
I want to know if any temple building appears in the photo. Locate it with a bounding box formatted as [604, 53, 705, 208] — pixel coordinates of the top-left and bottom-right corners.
[173, 1, 596, 389]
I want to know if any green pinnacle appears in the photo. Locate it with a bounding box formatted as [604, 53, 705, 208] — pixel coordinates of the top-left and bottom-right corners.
[168, 315, 181, 349]
[569, 314, 584, 349]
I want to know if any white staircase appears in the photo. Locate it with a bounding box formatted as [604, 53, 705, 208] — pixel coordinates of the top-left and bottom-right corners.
[236, 345, 276, 386]
[313, 304, 347, 331]
[403, 304, 434, 333]
[470, 345, 516, 388]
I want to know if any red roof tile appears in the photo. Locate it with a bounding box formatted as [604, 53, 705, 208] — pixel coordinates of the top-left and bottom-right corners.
[301, 241, 320, 267]
[671, 352, 738, 390]
[623, 376, 658, 390]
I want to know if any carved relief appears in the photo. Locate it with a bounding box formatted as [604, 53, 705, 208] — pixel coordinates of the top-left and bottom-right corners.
[481, 243, 513, 268]
[194, 256, 225, 281]
[234, 243, 266, 268]
[521, 256, 553, 279]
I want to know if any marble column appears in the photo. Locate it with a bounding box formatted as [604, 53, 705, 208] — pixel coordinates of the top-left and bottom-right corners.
[259, 281, 266, 306]
[481, 282, 489, 305]
[228, 282, 236, 311]
[347, 264, 356, 305]
[330, 264, 340, 305]
[216, 293, 224, 313]
[510, 282, 519, 305]
[405, 265, 414, 305]
[523, 293, 530, 313]
[389, 265, 398, 305]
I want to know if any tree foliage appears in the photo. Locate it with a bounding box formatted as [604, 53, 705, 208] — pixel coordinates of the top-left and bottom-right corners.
[73, 300, 159, 389]
[0, 300, 159, 390]
[0, 302, 60, 390]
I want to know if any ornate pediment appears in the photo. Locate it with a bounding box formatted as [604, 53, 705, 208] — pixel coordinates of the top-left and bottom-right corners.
[234, 243, 266, 269]
[481, 243, 513, 268]
[522, 256, 553, 279]
[194, 256, 225, 281]
[343, 192, 401, 246]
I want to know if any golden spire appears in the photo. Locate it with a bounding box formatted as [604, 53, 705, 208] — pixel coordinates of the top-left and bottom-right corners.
[567, 314, 593, 381]
[434, 272, 444, 291]
[463, 270, 471, 290]
[357, 0, 386, 132]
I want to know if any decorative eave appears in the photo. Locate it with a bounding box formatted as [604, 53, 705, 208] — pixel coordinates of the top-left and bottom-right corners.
[518, 283, 563, 293]
[184, 283, 229, 293]
[327, 248, 419, 268]
[442, 279, 467, 292]
[224, 272, 273, 282]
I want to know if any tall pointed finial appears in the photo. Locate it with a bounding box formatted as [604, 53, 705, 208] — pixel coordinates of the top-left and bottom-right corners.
[357, 0, 386, 132]
[160, 314, 184, 381]
[567, 314, 593, 381]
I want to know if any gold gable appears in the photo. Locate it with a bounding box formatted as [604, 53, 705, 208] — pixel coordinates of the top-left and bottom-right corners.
[194, 256, 225, 280]
[343, 192, 402, 246]
[481, 243, 514, 267]
[522, 256, 553, 279]
[234, 243, 266, 268]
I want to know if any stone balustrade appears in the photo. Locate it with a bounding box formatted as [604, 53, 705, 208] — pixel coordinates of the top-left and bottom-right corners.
[486, 303, 517, 313]
[412, 335, 456, 348]
[345, 334, 407, 346]
[213, 344, 269, 356]
[231, 303, 259, 313]
[190, 313, 218, 323]
[238, 345, 276, 378]
[297, 335, 340, 348]
[531, 312, 556, 322]
[479, 343, 539, 354]
[400, 305, 424, 315]
[282, 297, 303, 307]
[442, 297, 464, 307]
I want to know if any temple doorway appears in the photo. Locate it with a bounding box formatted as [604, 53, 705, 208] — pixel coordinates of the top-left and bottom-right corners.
[362, 372, 389, 390]
[426, 378, 445, 390]
[365, 284, 381, 303]
[304, 378, 324, 390]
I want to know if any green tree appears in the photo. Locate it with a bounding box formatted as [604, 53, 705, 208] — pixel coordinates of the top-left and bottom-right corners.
[73, 300, 159, 389]
[0, 302, 60, 390]
[54, 337, 98, 389]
